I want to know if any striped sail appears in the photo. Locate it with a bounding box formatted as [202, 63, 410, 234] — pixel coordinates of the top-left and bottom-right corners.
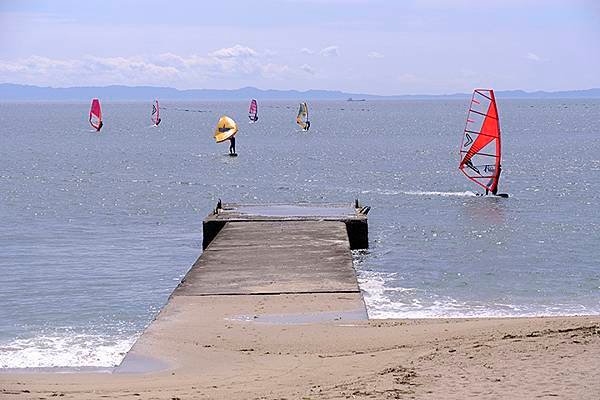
[459, 89, 502, 193]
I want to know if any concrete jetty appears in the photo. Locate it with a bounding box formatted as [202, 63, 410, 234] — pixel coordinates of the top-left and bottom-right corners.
[118, 201, 369, 372]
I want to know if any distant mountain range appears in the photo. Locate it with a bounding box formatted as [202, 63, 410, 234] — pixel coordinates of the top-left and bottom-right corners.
[1, 83, 600, 101]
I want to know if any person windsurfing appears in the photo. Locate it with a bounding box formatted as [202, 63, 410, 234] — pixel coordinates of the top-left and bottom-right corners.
[248, 99, 258, 123]
[486, 164, 501, 195]
[459, 89, 507, 197]
[214, 115, 238, 156]
[89, 98, 103, 132]
[151, 100, 161, 126]
[296, 102, 310, 131]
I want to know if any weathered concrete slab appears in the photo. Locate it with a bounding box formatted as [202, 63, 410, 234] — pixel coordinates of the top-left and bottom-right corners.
[120, 202, 370, 372]
[216, 204, 360, 219]
[203, 203, 369, 249]
[176, 220, 359, 296]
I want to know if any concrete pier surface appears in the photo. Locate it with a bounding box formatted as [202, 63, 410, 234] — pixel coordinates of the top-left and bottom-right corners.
[118, 202, 370, 372]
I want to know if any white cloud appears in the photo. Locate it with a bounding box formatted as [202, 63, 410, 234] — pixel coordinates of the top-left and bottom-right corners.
[526, 52, 542, 62]
[367, 51, 384, 59]
[319, 46, 339, 57]
[300, 64, 316, 74]
[0, 45, 294, 87]
[0, 55, 181, 86]
[300, 48, 314, 55]
[209, 44, 258, 59]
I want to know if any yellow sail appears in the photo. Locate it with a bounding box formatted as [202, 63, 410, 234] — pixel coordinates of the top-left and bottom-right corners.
[296, 102, 309, 129]
[214, 115, 238, 143]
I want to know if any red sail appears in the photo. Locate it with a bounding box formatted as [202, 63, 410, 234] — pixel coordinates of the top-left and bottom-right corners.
[89, 99, 102, 131]
[459, 89, 501, 193]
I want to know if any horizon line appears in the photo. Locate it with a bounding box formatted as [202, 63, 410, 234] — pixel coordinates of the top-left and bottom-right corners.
[2, 82, 600, 98]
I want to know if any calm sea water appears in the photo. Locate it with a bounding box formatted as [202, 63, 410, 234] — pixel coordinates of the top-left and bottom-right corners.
[1, 99, 599, 368]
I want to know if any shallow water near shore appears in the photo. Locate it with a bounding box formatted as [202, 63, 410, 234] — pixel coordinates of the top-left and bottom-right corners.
[1, 99, 599, 368]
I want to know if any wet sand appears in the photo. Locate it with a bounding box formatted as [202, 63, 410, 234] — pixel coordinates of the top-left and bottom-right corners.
[1, 294, 598, 399]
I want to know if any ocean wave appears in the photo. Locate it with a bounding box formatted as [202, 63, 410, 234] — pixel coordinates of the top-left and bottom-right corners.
[0, 333, 136, 369]
[355, 269, 597, 319]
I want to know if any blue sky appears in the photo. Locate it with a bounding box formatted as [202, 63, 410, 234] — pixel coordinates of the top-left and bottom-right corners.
[0, 0, 598, 94]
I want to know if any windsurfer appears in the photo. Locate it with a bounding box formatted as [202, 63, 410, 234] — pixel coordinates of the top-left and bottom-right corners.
[97, 121, 103, 132]
[156, 118, 162, 126]
[229, 136, 236, 155]
[305, 120, 311, 131]
[490, 164, 502, 195]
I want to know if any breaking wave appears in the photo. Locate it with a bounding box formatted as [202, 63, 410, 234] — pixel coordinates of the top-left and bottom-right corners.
[0, 333, 136, 369]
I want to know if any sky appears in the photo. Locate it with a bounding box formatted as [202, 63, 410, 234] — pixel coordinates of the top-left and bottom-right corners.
[0, 0, 599, 95]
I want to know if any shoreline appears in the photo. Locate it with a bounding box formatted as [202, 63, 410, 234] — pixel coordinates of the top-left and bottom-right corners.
[2, 311, 599, 399]
[1, 312, 598, 375]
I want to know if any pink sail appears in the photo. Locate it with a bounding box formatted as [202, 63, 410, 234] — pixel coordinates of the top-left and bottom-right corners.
[248, 99, 258, 122]
[89, 98, 102, 131]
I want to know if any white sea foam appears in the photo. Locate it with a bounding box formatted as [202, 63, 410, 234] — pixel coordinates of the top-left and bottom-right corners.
[360, 189, 477, 197]
[355, 269, 596, 319]
[402, 190, 477, 197]
[0, 333, 136, 369]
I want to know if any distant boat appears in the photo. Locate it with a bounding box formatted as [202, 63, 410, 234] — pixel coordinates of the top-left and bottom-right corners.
[459, 89, 507, 197]
[248, 99, 258, 122]
[296, 102, 310, 131]
[214, 115, 238, 143]
[347, 97, 366, 102]
[89, 98, 102, 132]
[151, 99, 161, 126]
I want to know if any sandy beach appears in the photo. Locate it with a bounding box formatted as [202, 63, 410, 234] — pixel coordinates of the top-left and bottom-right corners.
[2, 293, 598, 399]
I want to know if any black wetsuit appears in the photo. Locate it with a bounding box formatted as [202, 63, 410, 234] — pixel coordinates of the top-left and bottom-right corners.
[229, 136, 236, 154]
[305, 121, 311, 131]
[491, 164, 502, 195]
[97, 121, 103, 132]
